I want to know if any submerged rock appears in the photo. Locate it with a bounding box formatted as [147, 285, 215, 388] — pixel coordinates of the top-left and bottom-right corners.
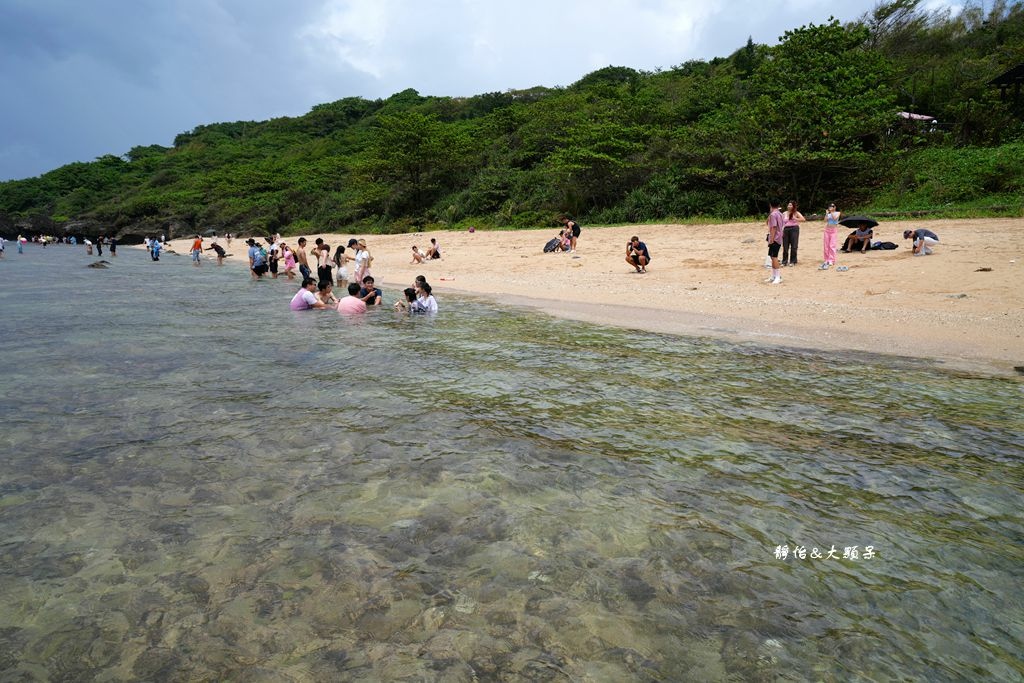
[87, 261, 111, 269]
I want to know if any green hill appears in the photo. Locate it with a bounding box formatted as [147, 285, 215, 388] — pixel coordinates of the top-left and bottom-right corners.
[2, 1, 1022, 240]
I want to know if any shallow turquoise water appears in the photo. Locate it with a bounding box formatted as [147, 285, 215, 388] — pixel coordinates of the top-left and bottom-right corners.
[0, 245, 1022, 680]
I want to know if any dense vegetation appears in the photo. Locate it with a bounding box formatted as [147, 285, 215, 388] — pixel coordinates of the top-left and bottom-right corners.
[2, 0, 1023, 237]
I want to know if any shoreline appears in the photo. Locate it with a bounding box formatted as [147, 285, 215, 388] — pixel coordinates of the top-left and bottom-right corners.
[159, 217, 1024, 378]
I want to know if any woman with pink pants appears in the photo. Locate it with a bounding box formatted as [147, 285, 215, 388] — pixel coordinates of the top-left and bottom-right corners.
[820, 203, 840, 270]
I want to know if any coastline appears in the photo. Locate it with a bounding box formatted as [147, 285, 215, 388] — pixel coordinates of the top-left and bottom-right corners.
[162, 217, 1024, 378]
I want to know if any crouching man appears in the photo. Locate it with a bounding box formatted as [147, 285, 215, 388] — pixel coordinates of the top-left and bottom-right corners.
[903, 229, 939, 256]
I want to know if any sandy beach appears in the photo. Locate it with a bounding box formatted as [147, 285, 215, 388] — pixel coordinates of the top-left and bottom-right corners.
[168, 217, 1024, 376]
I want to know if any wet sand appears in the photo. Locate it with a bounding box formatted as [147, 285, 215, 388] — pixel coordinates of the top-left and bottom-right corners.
[167, 218, 1024, 376]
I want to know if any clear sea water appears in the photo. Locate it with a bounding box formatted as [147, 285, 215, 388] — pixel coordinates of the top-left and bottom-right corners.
[0, 245, 1021, 681]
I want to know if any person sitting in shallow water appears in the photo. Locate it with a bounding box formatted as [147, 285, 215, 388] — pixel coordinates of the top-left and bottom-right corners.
[409, 281, 438, 313]
[336, 282, 368, 314]
[394, 287, 418, 311]
[317, 281, 339, 306]
[290, 278, 328, 310]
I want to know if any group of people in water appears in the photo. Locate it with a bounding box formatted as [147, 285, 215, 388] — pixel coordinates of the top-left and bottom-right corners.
[232, 233, 438, 314]
[763, 200, 940, 284]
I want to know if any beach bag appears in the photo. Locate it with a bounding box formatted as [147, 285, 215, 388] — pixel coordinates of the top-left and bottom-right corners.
[543, 238, 560, 253]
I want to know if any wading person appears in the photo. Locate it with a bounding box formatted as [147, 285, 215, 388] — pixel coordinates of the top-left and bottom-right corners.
[358, 275, 383, 306]
[205, 241, 226, 265]
[290, 277, 328, 310]
[248, 238, 268, 279]
[296, 237, 312, 281]
[336, 282, 368, 315]
[190, 235, 203, 266]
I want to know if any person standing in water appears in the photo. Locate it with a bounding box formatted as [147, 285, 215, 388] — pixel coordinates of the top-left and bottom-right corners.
[296, 237, 312, 281]
[190, 235, 204, 266]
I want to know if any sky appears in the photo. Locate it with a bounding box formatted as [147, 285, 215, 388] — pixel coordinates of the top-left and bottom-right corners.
[0, 0, 958, 182]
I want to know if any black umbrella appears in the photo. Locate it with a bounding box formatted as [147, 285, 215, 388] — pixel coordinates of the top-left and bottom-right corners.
[839, 215, 878, 229]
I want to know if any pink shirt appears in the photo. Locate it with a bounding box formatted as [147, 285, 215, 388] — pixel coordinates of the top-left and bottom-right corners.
[336, 296, 367, 314]
[290, 288, 318, 310]
[768, 209, 785, 245]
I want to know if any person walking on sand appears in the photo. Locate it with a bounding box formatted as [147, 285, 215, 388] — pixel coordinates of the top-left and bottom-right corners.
[821, 202, 840, 270]
[781, 201, 804, 266]
[561, 216, 581, 252]
[625, 236, 651, 273]
[904, 228, 939, 256]
[766, 199, 785, 285]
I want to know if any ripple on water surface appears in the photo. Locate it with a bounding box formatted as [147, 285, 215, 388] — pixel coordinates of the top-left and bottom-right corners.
[0, 247, 1022, 680]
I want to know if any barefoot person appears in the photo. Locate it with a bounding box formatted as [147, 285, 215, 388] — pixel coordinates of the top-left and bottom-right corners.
[561, 216, 581, 252]
[625, 236, 650, 273]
